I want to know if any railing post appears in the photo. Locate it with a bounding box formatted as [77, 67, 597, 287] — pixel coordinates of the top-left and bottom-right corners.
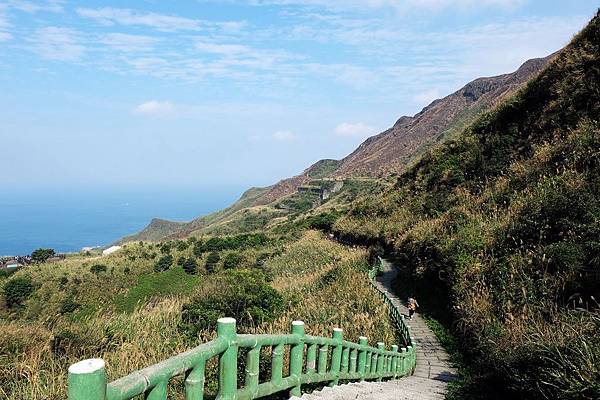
[341, 346, 350, 374]
[376, 342, 385, 381]
[217, 317, 237, 400]
[318, 344, 328, 375]
[186, 358, 206, 400]
[271, 342, 284, 386]
[329, 328, 343, 387]
[357, 336, 368, 380]
[306, 343, 317, 374]
[349, 347, 358, 374]
[68, 359, 106, 400]
[289, 320, 305, 397]
[244, 347, 260, 398]
[391, 345, 398, 379]
[400, 348, 407, 376]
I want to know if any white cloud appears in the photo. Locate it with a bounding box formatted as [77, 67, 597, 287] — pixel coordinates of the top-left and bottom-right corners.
[99, 33, 158, 52]
[245, 0, 524, 11]
[6, 0, 65, 13]
[0, 32, 12, 41]
[76, 7, 244, 33]
[77, 7, 201, 31]
[28, 27, 85, 61]
[273, 130, 296, 140]
[196, 41, 252, 56]
[334, 122, 377, 138]
[134, 100, 175, 116]
[413, 88, 441, 105]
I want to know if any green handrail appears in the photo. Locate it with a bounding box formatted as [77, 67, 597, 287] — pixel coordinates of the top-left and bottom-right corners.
[68, 258, 416, 400]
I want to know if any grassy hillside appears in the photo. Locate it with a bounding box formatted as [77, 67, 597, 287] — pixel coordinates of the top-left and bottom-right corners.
[0, 231, 396, 399]
[335, 11, 600, 400]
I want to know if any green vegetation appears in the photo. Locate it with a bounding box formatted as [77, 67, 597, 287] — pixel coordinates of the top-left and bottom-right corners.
[153, 254, 173, 272]
[180, 269, 283, 336]
[3, 276, 35, 308]
[335, 12, 600, 399]
[0, 231, 395, 399]
[31, 248, 55, 263]
[89, 264, 107, 275]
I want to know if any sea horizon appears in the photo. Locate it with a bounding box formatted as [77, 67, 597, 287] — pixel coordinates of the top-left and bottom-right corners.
[0, 184, 244, 256]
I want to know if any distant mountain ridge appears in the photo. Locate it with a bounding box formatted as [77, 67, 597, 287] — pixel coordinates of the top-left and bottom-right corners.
[122, 54, 554, 243]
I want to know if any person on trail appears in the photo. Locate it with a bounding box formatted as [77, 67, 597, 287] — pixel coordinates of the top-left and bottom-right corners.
[407, 297, 419, 320]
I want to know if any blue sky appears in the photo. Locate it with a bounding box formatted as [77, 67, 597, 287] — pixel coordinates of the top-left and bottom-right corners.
[0, 0, 596, 189]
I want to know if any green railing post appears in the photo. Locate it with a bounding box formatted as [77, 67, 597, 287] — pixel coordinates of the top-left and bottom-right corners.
[341, 346, 350, 374]
[146, 380, 168, 400]
[391, 345, 398, 379]
[329, 328, 343, 387]
[349, 347, 358, 373]
[357, 336, 368, 380]
[185, 358, 206, 400]
[306, 343, 317, 374]
[68, 359, 106, 400]
[271, 342, 284, 386]
[289, 321, 305, 397]
[244, 347, 260, 398]
[217, 317, 237, 400]
[318, 344, 328, 375]
[376, 342, 385, 381]
[400, 347, 407, 376]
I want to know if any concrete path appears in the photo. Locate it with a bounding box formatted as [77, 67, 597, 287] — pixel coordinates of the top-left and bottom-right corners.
[291, 259, 457, 399]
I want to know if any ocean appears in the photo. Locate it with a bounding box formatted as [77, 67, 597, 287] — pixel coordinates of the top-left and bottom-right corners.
[0, 185, 243, 256]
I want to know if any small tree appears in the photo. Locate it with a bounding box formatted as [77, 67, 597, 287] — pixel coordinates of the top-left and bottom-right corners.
[90, 264, 107, 275]
[154, 254, 173, 273]
[31, 248, 55, 263]
[205, 251, 220, 273]
[3, 276, 35, 307]
[182, 258, 198, 275]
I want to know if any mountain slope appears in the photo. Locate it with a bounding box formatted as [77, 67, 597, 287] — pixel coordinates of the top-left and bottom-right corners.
[123, 55, 552, 243]
[335, 11, 600, 399]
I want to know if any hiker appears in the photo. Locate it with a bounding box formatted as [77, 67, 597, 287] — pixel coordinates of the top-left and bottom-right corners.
[407, 297, 419, 320]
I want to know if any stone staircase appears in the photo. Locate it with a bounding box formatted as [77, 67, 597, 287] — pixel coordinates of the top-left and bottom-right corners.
[291, 259, 458, 399]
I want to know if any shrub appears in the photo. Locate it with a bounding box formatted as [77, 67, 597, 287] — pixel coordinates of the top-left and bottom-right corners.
[154, 255, 173, 273]
[205, 251, 220, 273]
[60, 297, 80, 314]
[176, 240, 189, 251]
[160, 242, 172, 254]
[182, 258, 198, 275]
[181, 270, 283, 336]
[3, 276, 35, 307]
[223, 252, 243, 270]
[31, 248, 55, 263]
[90, 264, 107, 275]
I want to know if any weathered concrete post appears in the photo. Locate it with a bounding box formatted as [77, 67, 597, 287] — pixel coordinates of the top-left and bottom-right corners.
[217, 317, 237, 400]
[68, 358, 106, 400]
[289, 320, 305, 397]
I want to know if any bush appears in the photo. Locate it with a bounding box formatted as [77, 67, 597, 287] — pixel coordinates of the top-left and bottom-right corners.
[160, 242, 172, 254]
[181, 270, 283, 336]
[90, 264, 107, 275]
[223, 252, 243, 270]
[205, 251, 220, 273]
[182, 258, 198, 275]
[60, 297, 80, 314]
[3, 276, 35, 307]
[31, 248, 55, 263]
[154, 254, 173, 273]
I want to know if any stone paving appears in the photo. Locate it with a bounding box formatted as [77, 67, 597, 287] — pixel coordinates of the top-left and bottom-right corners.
[292, 259, 458, 399]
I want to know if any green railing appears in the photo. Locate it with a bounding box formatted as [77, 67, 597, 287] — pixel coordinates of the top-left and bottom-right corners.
[68, 258, 416, 400]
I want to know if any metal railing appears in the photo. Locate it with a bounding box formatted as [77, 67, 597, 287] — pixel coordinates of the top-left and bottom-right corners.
[68, 259, 415, 400]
